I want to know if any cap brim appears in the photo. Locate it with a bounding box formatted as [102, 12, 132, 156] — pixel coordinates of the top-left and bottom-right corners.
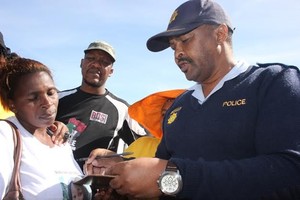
[146, 28, 187, 52]
[84, 48, 115, 62]
[146, 23, 202, 52]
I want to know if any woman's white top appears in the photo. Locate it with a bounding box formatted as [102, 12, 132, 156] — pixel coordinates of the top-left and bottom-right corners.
[0, 116, 83, 199]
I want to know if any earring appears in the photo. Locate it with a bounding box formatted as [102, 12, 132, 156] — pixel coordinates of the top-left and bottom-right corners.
[10, 105, 16, 113]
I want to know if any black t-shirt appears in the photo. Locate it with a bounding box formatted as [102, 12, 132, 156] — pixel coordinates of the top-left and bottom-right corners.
[56, 87, 147, 168]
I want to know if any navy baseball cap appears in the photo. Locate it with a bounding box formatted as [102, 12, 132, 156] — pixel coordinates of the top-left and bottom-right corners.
[147, 0, 233, 52]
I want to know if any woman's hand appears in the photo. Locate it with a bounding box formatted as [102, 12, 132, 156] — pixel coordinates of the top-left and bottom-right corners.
[48, 121, 69, 145]
[84, 148, 123, 175]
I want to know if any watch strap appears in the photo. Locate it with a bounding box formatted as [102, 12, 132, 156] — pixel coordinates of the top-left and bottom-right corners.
[166, 161, 178, 172]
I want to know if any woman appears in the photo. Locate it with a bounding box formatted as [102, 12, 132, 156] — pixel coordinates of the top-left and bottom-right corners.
[0, 57, 91, 199]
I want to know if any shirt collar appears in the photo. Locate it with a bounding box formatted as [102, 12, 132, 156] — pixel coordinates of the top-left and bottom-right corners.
[189, 60, 251, 104]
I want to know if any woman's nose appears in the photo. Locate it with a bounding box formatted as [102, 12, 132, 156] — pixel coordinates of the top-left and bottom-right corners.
[41, 95, 52, 109]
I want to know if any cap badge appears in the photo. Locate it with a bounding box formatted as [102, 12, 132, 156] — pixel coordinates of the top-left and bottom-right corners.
[169, 10, 178, 25]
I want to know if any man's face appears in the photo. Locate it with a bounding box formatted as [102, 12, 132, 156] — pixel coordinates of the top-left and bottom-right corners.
[169, 25, 221, 84]
[81, 50, 114, 88]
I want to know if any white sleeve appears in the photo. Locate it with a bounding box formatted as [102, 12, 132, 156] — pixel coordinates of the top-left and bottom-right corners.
[126, 113, 148, 136]
[0, 121, 15, 199]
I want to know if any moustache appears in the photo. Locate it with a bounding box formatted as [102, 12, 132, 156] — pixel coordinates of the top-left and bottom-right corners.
[177, 57, 192, 63]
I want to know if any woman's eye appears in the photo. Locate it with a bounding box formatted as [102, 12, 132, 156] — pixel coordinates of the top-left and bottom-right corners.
[48, 89, 58, 96]
[28, 95, 38, 101]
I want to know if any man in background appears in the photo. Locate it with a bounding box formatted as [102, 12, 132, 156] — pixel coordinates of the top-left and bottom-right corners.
[56, 40, 148, 169]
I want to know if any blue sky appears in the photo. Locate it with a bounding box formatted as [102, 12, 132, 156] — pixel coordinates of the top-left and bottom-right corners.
[1, 0, 299, 104]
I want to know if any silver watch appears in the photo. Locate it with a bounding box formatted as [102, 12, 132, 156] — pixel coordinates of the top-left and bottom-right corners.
[158, 161, 182, 196]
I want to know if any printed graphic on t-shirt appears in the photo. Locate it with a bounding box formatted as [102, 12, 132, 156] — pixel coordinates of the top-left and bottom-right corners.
[66, 118, 87, 150]
[90, 110, 108, 124]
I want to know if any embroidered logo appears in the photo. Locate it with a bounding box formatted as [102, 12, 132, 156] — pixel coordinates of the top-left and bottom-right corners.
[222, 99, 246, 107]
[90, 110, 108, 124]
[169, 10, 178, 24]
[167, 107, 182, 124]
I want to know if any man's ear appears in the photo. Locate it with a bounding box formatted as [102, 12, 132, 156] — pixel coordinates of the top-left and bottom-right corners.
[109, 67, 114, 77]
[80, 59, 84, 68]
[216, 24, 229, 44]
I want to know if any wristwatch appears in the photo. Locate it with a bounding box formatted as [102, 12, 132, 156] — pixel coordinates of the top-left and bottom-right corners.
[157, 161, 182, 196]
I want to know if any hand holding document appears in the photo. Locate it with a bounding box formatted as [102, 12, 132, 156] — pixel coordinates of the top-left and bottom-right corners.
[76, 151, 133, 162]
[74, 151, 133, 200]
[74, 174, 115, 186]
[74, 174, 127, 200]
[75, 151, 134, 185]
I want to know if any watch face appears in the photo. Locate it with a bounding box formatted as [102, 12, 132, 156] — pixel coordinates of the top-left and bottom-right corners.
[159, 172, 182, 195]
